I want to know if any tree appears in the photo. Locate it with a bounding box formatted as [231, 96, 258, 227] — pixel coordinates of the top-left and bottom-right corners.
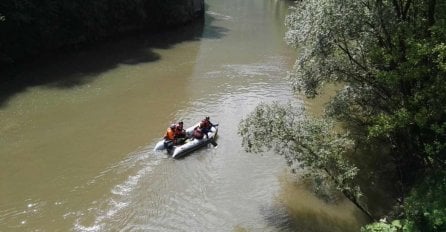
[0, 0, 200, 65]
[239, 102, 372, 219]
[284, 0, 446, 170]
[239, 0, 446, 228]
[403, 170, 446, 232]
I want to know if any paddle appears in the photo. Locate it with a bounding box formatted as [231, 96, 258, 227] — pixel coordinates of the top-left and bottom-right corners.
[209, 138, 217, 147]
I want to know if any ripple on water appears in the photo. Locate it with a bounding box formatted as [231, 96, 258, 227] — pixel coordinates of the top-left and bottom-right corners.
[71, 53, 297, 231]
[73, 147, 162, 231]
[206, 11, 234, 21]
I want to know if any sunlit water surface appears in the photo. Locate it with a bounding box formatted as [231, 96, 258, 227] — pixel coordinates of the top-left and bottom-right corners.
[0, 0, 366, 231]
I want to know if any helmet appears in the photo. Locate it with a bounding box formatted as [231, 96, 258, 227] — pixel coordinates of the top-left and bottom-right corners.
[170, 124, 176, 129]
[178, 121, 183, 125]
[205, 116, 210, 120]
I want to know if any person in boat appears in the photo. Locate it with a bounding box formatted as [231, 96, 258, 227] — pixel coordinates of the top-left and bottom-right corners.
[163, 124, 176, 149]
[174, 121, 187, 144]
[193, 123, 205, 139]
[200, 116, 217, 138]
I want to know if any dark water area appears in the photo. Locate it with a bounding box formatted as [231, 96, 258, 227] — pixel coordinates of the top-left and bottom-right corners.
[0, 16, 224, 108]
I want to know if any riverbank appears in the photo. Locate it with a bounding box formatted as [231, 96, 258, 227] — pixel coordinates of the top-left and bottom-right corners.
[0, 0, 205, 67]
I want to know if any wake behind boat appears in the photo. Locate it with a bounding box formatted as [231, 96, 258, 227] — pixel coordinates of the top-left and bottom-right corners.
[154, 123, 218, 159]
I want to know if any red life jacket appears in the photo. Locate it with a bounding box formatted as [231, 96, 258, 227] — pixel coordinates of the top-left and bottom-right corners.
[175, 126, 185, 137]
[193, 127, 204, 139]
[201, 119, 211, 129]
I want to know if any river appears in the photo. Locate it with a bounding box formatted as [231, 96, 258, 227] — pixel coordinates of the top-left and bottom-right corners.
[0, 0, 366, 231]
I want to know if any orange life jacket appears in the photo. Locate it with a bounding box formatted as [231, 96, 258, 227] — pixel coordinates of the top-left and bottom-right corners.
[165, 127, 175, 140]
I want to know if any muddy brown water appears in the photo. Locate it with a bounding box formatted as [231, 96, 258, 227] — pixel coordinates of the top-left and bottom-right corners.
[0, 0, 366, 231]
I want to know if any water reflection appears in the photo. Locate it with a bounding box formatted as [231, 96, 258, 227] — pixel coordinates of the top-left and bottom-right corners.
[263, 175, 368, 232]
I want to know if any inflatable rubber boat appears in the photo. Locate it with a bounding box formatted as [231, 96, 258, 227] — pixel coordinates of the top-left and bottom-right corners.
[154, 123, 218, 159]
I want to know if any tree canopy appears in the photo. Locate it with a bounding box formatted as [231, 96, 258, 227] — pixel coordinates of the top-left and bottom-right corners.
[239, 0, 446, 230]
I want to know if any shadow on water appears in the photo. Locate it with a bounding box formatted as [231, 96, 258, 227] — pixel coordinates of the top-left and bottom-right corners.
[261, 175, 368, 232]
[0, 8, 228, 108]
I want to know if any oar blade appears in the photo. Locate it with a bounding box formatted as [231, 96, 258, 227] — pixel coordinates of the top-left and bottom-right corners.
[209, 138, 217, 147]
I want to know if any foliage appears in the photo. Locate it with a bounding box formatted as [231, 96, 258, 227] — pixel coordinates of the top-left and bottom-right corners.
[239, 0, 446, 229]
[239, 103, 355, 177]
[0, 0, 200, 64]
[239, 102, 372, 219]
[285, 0, 446, 170]
[403, 171, 446, 232]
[362, 171, 446, 231]
[361, 220, 402, 232]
